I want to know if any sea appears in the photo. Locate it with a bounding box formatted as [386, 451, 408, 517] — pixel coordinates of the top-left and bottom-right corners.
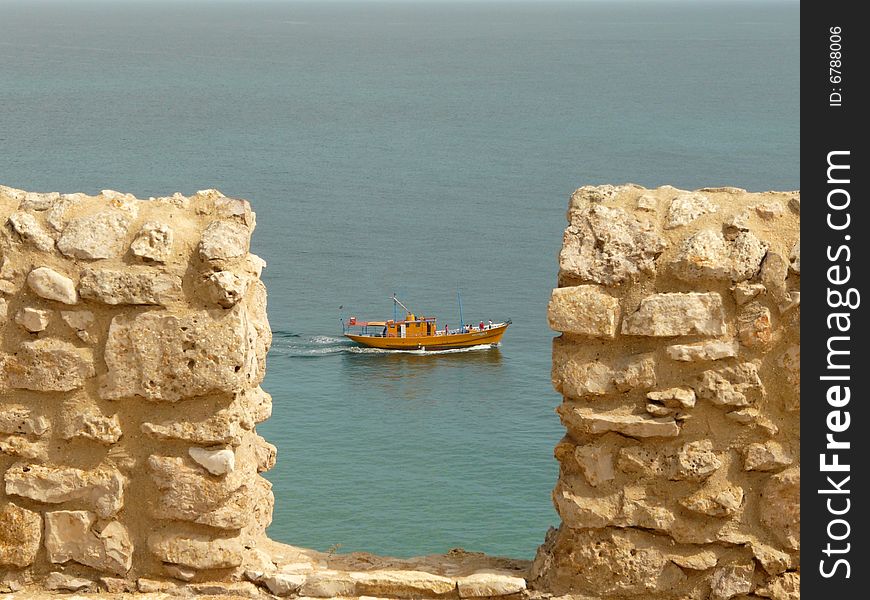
[0, 0, 798, 559]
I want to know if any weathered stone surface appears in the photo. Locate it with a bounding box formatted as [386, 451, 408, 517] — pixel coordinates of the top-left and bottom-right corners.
[559, 204, 666, 285]
[671, 229, 768, 282]
[60, 405, 123, 444]
[554, 345, 656, 399]
[255, 436, 278, 472]
[777, 345, 800, 411]
[710, 563, 754, 600]
[681, 484, 744, 517]
[0, 405, 49, 436]
[547, 286, 620, 337]
[189, 446, 235, 475]
[8, 211, 56, 251]
[456, 572, 527, 597]
[130, 221, 174, 262]
[44, 510, 133, 575]
[200, 220, 251, 261]
[750, 541, 791, 576]
[732, 281, 766, 305]
[164, 564, 197, 581]
[262, 572, 307, 596]
[672, 439, 721, 481]
[738, 302, 772, 349]
[647, 387, 695, 409]
[636, 193, 657, 211]
[622, 292, 726, 336]
[79, 267, 182, 305]
[756, 572, 800, 600]
[789, 240, 800, 273]
[4, 463, 126, 518]
[147, 532, 244, 569]
[760, 467, 800, 550]
[667, 549, 717, 571]
[665, 340, 738, 362]
[574, 444, 615, 487]
[299, 570, 356, 597]
[201, 270, 252, 308]
[60, 309, 95, 330]
[2, 339, 95, 391]
[15, 307, 50, 332]
[45, 572, 95, 592]
[0, 503, 42, 567]
[0, 434, 48, 460]
[695, 362, 764, 407]
[101, 307, 260, 401]
[27, 266, 77, 304]
[665, 192, 717, 228]
[558, 405, 680, 438]
[760, 252, 790, 307]
[20, 191, 60, 210]
[743, 441, 793, 471]
[57, 210, 132, 259]
[756, 201, 784, 219]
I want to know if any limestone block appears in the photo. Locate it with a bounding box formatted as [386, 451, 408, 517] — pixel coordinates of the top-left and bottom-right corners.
[8, 211, 56, 251]
[147, 532, 244, 569]
[672, 439, 721, 481]
[262, 572, 306, 596]
[4, 462, 126, 518]
[79, 266, 182, 305]
[0, 503, 42, 567]
[777, 345, 800, 411]
[20, 191, 60, 210]
[101, 306, 260, 401]
[57, 210, 132, 259]
[350, 569, 457, 598]
[27, 266, 78, 304]
[665, 192, 717, 228]
[760, 467, 800, 550]
[2, 339, 95, 391]
[559, 204, 666, 285]
[732, 282, 766, 305]
[45, 194, 83, 231]
[44, 510, 133, 575]
[299, 570, 356, 597]
[695, 362, 764, 407]
[710, 563, 754, 600]
[558, 405, 680, 438]
[15, 307, 50, 332]
[0, 405, 50, 436]
[60, 404, 123, 445]
[45, 572, 95, 592]
[756, 572, 800, 600]
[199, 220, 251, 261]
[750, 541, 792, 576]
[130, 221, 174, 262]
[60, 310, 95, 330]
[666, 340, 738, 362]
[187, 581, 261, 598]
[553, 343, 656, 399]
[743, 441, 793, 471]
[189, 446, 235, 475]
[756, 201, 784, 219]
[621, 292, 726, 336]
[680, 484, 744, 517]
[164, 564, 196, 581]
[573, 444, 615, 487]
[789, 240, 800, 273]
[647, 387, 696, 409]
[737, 302, 773, 349]
[0, 434, 49, 460]
[671, 229, 767, 282]
[547, 285, 620, 337]
[201, 270, 251, 308]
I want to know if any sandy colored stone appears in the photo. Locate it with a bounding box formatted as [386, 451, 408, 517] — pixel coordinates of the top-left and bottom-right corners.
[60, 309, 95, 330]
[636, 193, 657, 211]
[8, 211, 56, 251]
[0, 405, 49, 436]
[189, 446, 236, 475]
[553, 343, 656, 399]
[201, 270, 252, 308]
[647, 387, 695, 409]
[130, 221, 174, 262]
[573, 444, 615, 487]
[60, 403, 123, 444]
[672, 439, 721, 481]
[671, 229, 767, 282]
[0, 503, 42, 567]
[2, 339, 95, 391]
[547, 285, 620, 337]
[710, 563, 754, 600]
[44, 510, 133, 575]
[299, 570, 357, 597]
[760, 252, 790, 308]
[263, 572, 307, 596]
[200, 219, 251, 261]
[622, 292, 726, 336]
[558, 405, 679, 438]
[457, 572, 526, 597]
[4, 462, 126, 518]
[743, 441, 793, 471]
[27, 266, 78, 304]
[57, 210, 132, 259]
[15, 307, 50, 332]
[667, 549, 717, 571]
[680, 483, 744, 517]
[350, 569, 457, 598]
[147, 532, 245, 569]
[738, 302, 773, 349]
[777, 344, 800, 411]
[695, 362, 764, 407]
[732, 281, 766, 305]
[756, 572, 799, 600]
[101, 306, 261, 401]
[665, 340, 738, 362]
[756, 201, 784, 219]
[760, 467, 800, 550]
[188, 581, 261, 598]
[45, 571, 95, 592]
[665, 192, 717, 228]
[750, 541, 791, 576]
[20, 190, 60, 210]
[79, 266, 182, 305]
[559, 204, 666, 285]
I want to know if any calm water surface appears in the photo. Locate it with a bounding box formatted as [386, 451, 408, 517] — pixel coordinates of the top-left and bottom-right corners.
[0, 0, 798, 558]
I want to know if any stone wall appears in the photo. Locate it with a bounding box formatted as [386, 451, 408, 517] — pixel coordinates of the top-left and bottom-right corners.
[0, 186, 277, 589]
[531, 185, 800, 599]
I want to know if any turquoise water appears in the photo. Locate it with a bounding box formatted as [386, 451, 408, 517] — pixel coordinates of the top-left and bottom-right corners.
[1, 1, 798, 559]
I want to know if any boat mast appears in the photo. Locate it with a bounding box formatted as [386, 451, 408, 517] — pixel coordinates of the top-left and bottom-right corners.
[391, 294, 411, 319]
[458, 290, 463, 328]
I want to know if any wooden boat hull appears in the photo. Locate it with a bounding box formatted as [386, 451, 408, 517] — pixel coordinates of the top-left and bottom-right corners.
[345, 323, 509, 350]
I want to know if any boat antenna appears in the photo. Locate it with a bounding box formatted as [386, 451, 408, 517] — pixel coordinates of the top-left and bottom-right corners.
[458, 290, 463, 327]
[391, 293, 411, 319]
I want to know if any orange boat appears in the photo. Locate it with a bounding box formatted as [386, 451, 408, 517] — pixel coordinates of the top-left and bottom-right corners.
[342, 295, 510, 351]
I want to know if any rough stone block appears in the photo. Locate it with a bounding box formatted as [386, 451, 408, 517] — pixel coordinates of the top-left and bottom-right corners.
[621, 292, 726, 336]
[547, 285, 620, 337]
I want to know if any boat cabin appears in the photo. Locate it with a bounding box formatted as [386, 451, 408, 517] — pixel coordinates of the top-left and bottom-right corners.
[349, 314, 437, 338]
